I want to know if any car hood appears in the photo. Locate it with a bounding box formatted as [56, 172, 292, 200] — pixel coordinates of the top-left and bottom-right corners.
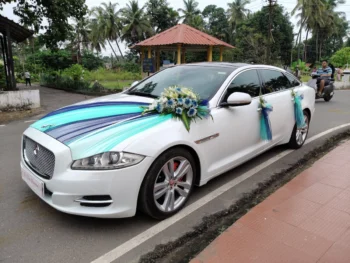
[30, 93, 172, 160]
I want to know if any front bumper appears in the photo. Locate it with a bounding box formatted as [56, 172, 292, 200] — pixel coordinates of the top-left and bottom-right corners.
[21, 127, 153, 218]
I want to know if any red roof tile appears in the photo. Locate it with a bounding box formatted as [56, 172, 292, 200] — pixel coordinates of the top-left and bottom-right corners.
[133, 24, 234, 49]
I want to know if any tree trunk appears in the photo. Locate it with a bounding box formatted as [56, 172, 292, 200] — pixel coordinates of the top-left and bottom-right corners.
[115, 40, 124, 60]
[304, 28, 309, 62]
[316, 31, 319, 63]
[107, 39, 119, 62]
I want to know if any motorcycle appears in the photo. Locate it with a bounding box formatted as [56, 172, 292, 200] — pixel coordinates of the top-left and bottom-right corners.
[307, 72, 335, 102]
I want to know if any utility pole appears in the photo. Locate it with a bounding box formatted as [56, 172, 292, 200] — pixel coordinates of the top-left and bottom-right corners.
[266, 0, 276, 65]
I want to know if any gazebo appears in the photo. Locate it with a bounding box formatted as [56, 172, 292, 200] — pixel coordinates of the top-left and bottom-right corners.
[0, 15, 34, 90]
[131, 24, 234, 73]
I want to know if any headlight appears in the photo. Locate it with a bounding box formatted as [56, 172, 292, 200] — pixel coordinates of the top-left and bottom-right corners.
[71, 152, 145, 170]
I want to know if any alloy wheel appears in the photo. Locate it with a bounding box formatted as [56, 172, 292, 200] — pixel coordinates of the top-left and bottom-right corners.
[153, 157, 193, 212]
[296, 114, 309, 146]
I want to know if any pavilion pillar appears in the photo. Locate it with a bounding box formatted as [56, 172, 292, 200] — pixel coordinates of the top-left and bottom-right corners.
[5, 25, 16, 90]
[207, 45, 213, 62]
[156, 49, 160, 71]
[147, 46, 151, 58]
[140, 47, 145, 75]
[219, 47, 223, 62]
[181, 48, 186, 64]
[177, 44, 181, 65]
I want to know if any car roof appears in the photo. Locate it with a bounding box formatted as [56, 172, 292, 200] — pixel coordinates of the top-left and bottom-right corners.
[184, 62, 250, 69]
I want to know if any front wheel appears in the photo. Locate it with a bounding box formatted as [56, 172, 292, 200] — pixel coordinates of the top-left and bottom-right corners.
[138, 147, 196, 220]
[288, 110, 310, 149]
[324, 94, 333, 102]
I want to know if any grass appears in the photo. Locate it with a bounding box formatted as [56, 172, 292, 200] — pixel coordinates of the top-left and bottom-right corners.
[301, 75, 311, 82]
[89, 80, 134, 90]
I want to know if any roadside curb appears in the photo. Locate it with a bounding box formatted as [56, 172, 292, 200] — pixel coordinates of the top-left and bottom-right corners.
[0, 107, 43, 124]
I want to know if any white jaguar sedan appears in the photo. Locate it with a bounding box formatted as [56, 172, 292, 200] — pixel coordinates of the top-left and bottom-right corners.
[21, 63, 315, 219]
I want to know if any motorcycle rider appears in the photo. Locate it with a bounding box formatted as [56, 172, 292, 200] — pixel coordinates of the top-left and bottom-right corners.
[316, 60, 332, 97]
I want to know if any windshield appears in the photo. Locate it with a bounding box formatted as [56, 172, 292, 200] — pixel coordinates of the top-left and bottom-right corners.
[128, 65, 234, 100]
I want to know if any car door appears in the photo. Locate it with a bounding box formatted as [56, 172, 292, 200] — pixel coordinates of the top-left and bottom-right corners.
[202, 69, 273, 178]
[259, 69, 295, 143]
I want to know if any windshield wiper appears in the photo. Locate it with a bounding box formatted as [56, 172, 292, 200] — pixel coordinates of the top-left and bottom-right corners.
[127, 91, 158, 98]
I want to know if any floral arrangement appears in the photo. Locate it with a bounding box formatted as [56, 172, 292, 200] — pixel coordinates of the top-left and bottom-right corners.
[142, 86, 212, 131]
[259, 96, 273, 141]
[291, 89, 306, 128]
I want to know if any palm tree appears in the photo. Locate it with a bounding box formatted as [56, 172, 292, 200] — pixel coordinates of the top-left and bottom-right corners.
[178, 0, 200, 25]
[89, 18, 106, 53]
[91, 2, 124, 59]
[227, 0, 251, 33]
[71, 17, 91, 64]
[190, 15, 204, 30]
[120, 0, 153, 46]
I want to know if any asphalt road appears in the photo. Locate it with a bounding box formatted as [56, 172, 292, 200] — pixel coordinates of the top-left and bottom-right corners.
[1, 87, 350, 263]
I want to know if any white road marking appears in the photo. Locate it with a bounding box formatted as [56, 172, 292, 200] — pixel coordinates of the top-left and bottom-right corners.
[24, 120, 37, 123]
[92, 123, 350, 263]
[0, 125, 5, 127]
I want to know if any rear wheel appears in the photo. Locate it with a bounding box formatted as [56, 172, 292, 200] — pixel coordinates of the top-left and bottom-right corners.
[288, 110, 310, 149]
[138, 148, 196, 220]
[324, 94, 333, 102]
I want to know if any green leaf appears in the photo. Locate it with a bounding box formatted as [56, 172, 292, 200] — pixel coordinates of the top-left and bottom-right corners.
[181, 111, 191, 131]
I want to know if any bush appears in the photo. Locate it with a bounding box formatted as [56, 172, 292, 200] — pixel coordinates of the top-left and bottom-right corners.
[114, 62, 140, 73]
[40, 73, 90, 91]
[62, 64, 87, 81]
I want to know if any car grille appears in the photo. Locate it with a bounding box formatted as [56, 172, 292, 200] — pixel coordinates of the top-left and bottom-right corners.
[23, 136, 55, 179]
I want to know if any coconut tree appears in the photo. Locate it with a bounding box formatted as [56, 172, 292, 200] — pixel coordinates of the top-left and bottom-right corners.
[178, 0, 200, 24]
[227, 0, 251, 33]
[90, 5, 120, 60]
[70, 17, 91, 64]
[120, 0, 153, 46]
[88, 18, 106, 53]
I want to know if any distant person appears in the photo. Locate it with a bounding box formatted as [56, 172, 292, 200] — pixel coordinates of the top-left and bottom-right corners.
[295, 66, 301, 80]
[337, 67, 344, 81]
[24, 71, 31, 86]
[312, 67, 317, 73]
[316, 60, 332, 97]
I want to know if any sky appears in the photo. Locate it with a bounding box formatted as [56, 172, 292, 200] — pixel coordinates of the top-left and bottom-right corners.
[1, 0, 349, 56]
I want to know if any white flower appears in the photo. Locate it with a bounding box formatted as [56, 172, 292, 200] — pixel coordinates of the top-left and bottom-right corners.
[183, 97, 192, 108]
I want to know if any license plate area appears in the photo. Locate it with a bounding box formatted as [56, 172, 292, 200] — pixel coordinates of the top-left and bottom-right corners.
[21, 167, 45, 198]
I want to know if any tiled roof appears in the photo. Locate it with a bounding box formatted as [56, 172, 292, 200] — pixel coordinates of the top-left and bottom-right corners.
[132, 24, 234, 49]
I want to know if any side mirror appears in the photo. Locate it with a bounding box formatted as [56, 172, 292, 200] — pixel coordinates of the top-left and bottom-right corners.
[220, 92, 252, 107]
[131, 81, 139, 88]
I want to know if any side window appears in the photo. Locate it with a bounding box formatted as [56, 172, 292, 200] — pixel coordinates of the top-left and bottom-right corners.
[260, 69, 291, 94]
[284, 72, 301, 87]
[223, 70, 261, 101]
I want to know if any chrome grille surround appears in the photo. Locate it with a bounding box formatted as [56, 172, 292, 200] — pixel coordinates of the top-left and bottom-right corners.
[23, 136, 55, 179]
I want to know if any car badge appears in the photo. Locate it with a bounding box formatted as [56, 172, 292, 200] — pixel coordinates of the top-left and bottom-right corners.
[33, 145, 40, 156]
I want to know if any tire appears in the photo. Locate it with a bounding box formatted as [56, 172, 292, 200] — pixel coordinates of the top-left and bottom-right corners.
[324, 95, 333, 102]
[138, 147, 197, 220]
[288, 110, 310, 149]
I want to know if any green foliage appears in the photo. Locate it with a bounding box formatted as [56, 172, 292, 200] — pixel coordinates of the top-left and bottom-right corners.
[146, 0, 179, 33]
[13, 0, 88, 49]
[0, 64, 6, 90]
[202, 5, 229, 41]
[81, 51, 104, 71]
[235, 5, 293, 64]
[85, 68, 141, 82]
[61, 64, 86, 81]
[40, 74, 90, 91]
[114, 62, 140, 73]
[291, 59, 308, 71]
[29, 50, 74, 71]
[331, 47, 350, 67]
